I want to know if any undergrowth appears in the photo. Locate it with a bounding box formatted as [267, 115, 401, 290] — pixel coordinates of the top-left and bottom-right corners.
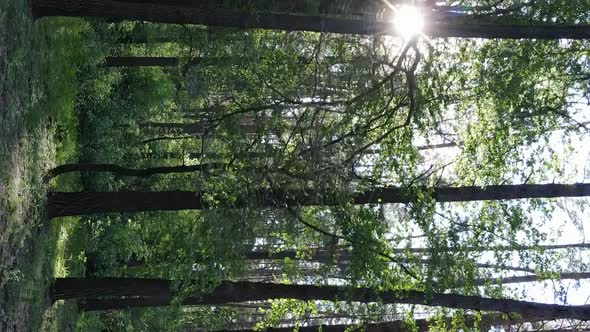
[0, 0, 102, 330]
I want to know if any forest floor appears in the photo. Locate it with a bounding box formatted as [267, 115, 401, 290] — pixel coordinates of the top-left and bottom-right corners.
[0, 0, 87, 330]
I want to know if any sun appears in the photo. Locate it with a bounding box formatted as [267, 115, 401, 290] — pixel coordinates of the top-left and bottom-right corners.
[393, 5, 425, 39]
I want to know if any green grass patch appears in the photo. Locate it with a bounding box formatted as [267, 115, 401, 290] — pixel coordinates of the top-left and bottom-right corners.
[0, 0, 101, 330]
[40, 216, 87, 332]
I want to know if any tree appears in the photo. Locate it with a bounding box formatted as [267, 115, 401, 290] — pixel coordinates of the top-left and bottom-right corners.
[104, 56, 240, 68]
[52, 279, 590, 320]
[104, 56, 180, 67]
[141, 122, 258, 135]
[206, 314, 558, 332]
[244, 242, 590, 258]
[123, 248, 539, 274]
[18, 0, 590, 330]
[230, 261, 590, 287]
[473, 272, 590, 286]
[47, 183, 590, 218]
[44, 162, 226, 181]
[31, 0, 590, 39]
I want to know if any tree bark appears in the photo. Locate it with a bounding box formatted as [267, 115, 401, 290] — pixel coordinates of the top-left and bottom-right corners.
[52, 278, 590, 320]
[47, 191, 206, 218]
[139, 151, 271, 160]
[246, 242, 590, 259]
[111, 0, 385, 17]
[210, 314, 548, 332]
[243, 251, 589, 286]
[141, 122, 258, 134]
[140, 135, 195, 145]
[51, 277, 172, 300]
[391, 242, 590, 253]
[104, 56, 179, 67]
[45, 162, 226, 181]
[31, 0, 590, 39]
[475, 272, 590, 286]
[140, 147, 437, 161]
[250, 251, 537, 273]
[142, 122, 208, 134]
[47, 183, 590, 218]
[103, 56, 235, 67]
[121, 248, 536, 274]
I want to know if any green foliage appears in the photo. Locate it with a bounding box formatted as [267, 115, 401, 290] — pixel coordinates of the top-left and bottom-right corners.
[0, 0, 102, 330]
[256, 300, 318, 331]
[2, 0, 588, 330]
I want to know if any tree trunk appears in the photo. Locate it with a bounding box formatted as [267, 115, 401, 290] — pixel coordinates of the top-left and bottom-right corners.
[475, 272, 590, 286]
[141, 122, 208, 134]
[51, 277, 172, 300]
[120, 248, 536, 274]
[209, 314, 549, 332]
[140, 152, 186, 159]
[417, 142, 457, 150]
[139, 151, 271, 160]
[141, 122, 258, 134]
[53, 279, 590, 320]
[104, 56, 235, 67]
[114, 0, 384, 17]
[47, 183, 590, 218]
[31, 0, 590, 39]
[141, 147, 438, 161]
[45, 162, 226, 181]
[393, 242, 590, 253]
[243, 251, 589, 286]
[104, 56, 179, 67]
[47, 191, 205, 218]
[140, 136, 195, 145]
[246, 242, 590, 259]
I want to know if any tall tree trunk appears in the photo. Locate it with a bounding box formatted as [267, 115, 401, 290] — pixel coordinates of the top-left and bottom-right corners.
[47, 191, 205, 218]
[246, 242, 590, 259]
[240, 260, 589, 287]
[141, 122, 258, 134]
[140, 136, 195, 145]
[45, 162, 226, 181]
[104, 56, 235, 67]
[104, 56, 179, 67]
[140, 152, 186, 160]
[209, 314, 551, 332]
[52, 278, 590, 320]
[141, 148, 427, 161]
[116, 0, 382, 17]
[31, 0, 590, 39]
[125, 248, 536, 273]
[475, 272, 590, 286]
[138, 151, 271, 160]
[141, 122, 208, 134]
[47, 183, 590, 218]
[51, 277, 172, 300]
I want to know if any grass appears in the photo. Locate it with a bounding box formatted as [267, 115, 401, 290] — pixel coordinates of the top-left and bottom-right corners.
[0, 0, 98, 330]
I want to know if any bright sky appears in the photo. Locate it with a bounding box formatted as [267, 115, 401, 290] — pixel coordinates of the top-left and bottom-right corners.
[522, 113, 590, 305]
[383, 2, 590, 307]
[413, 72, 590, 307]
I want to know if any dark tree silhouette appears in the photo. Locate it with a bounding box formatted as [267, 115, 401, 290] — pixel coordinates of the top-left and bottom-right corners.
[32, 0, 590, 39]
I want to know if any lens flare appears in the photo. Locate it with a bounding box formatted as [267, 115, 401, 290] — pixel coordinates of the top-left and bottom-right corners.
[393, 5, 425, 39]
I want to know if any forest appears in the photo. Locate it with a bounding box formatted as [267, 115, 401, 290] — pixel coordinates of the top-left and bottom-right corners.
[1, 0, 590, 331]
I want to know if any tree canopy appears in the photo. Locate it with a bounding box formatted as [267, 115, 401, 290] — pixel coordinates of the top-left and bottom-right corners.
[5, 0, 590, 330]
